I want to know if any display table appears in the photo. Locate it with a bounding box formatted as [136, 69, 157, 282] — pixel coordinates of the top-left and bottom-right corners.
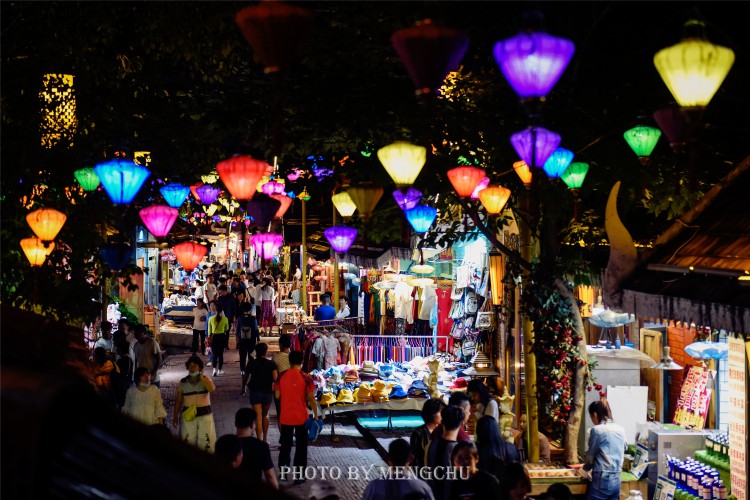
[159, 325, 193, 348]
[528, 471, 647, 499]
[321, 398, 428, 435]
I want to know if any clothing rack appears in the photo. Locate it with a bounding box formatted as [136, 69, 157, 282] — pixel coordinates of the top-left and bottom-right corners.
[350, 334, 446, 363]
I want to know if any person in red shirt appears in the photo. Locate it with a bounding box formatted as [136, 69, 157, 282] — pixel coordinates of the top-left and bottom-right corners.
[274, 350, 320, 485]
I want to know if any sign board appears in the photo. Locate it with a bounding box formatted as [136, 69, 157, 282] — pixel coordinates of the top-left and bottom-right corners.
[728, 334, 747, 500]
[630, 443, 650, 479]
[672, 366, 713, 429]
[653, 475, 676, 500]
[607, 385, 648, 444]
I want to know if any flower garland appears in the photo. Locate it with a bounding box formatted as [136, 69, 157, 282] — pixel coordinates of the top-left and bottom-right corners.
[522, 266, 597, 438]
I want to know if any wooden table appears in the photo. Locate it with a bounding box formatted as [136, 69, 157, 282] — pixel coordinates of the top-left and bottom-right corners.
[529, 472, 647, 499]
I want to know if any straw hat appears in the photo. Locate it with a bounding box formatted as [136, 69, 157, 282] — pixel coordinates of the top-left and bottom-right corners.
[360, 360, 378, 375]
[343, 368, 360, 383]
[354, 383, 372, 403]
[336, 388, 355, 405]
[371, 380, 392, 403]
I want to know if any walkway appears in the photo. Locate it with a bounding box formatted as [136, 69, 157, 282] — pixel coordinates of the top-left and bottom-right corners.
[159, 336, 386, 500]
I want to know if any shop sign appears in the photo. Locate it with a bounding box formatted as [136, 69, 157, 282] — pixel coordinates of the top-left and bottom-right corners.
[728, 334, 747, 500]
[672, 366, 713, 429]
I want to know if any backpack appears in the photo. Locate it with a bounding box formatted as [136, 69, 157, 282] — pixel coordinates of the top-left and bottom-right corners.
[239, 313, 255, 340]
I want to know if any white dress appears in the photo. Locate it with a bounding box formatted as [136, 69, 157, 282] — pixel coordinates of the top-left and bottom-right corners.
[122, 385, 167, 425]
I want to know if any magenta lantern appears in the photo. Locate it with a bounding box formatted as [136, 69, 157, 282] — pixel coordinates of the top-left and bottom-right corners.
[510, 126, 561, 169]
[392, 188, 422, 210]
[139, 205, 179, 238]
[251, 233, 284, 261]
[324, 226, 358, 254]
[470, 177, 490, 199]
[195, 185, 221, 205]
[493, 30, 575, 99]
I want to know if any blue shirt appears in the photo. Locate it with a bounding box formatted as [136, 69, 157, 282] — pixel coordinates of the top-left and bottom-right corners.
[585, 420, 627, 472]
[314, 304, 336, 321]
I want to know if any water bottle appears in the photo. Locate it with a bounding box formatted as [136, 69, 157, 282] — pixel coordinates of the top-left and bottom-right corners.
[615, 335, 621, 349]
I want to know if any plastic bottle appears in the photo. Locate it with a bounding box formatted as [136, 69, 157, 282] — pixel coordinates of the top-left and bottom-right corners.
[628, 491, 644, 500]
[615, 335, 621, 349]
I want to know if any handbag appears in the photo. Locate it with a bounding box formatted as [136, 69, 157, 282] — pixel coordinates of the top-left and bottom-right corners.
[182, 405, 198, 422]
[206, 335, 213, 348]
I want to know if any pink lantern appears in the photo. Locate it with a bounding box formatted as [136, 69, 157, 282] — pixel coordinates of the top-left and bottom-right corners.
[470, 177, 490, 199]
[261, 179, 285, 195]
[251, 233, 283, 261]
[139, 205, 179, 238]
[270, 194, 293, 218]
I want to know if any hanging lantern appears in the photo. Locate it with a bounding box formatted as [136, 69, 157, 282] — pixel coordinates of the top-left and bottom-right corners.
[392, 188, 422, 211]
[347, 186, 384, 222]
[447, 166, 486, 198]
[246, 194, 282, 227]
[261, 179, 285, 195]
[216, 155, 268, 200]
[654, 20, 735, 109]
[470, 177, 490, 199]
[332, 191, 357, 217]
[653, 106, 693, 153]
[405, 205, 438, 233]
[94, 159, 150, 205]
[196, 185, 221, 205]
[513, 160, 533, 188]
[324, 226, 358, 254]
[391, 19, 470, 96]
[623, 125, 662, 165]
[250, 233, 284, 261]
[173, 241, 208, 271]
[20, 237, 54, 266]
[493, 28, 575, 100]
[488, 248, 504, 306]
[73, 168, 100, 192]
[139, 205, 179, 238]
[100, 242, 134, 271]
[235, 1, 313, 74]
[542, 147, 574, 179]
[479, 186, 512, 214]
[160, 183, 190, 208]
[26, 208, 67, 241]
[377, 141, 427, 187]
[40, 73, 76, 148]
[190, 182, 204, 202]
[510, 126, 561, 169]
[561, 162, 589, 190]
[270, 193, 292, 218]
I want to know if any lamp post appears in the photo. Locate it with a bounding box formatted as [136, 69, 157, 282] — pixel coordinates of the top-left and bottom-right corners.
[300, 186, 310, 313]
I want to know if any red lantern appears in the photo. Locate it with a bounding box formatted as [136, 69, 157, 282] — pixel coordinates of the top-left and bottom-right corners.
[190, 182, 204, 202]
[270, 194, 292, 218]
[173, 242, 207, 271]
[391, 19, 469, 96]
[235, 1, 313, 74]
[447, 166, 486, 197]
[216, 155, 268, 201]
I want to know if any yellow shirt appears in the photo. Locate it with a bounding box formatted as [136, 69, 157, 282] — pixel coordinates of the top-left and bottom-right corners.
[208, 315, 229, 335]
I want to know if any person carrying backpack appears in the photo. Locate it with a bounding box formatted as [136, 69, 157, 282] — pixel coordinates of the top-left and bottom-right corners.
[238, 300, 260, 396]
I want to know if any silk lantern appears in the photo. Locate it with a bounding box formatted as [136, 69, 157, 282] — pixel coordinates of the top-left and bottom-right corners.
[542, 147, 574, 179]
[470, 177, 490, 199]
[332, 192, 357, 217]
[392, 188, 422, 210]
[510, 127, 561, 169]
[405, 205, 437, 233]
[100, 242, 134, 271]
[347, 186, 383, 222]
[624, 125, 662, 165]
[513, 161, 532, 188]
[173, 242, 208, 271]
[73, 168, 100, 192]
[377, 141, 426, 187]
[653, 106, 693, 153]
[488, 248, 504, 306]
[216, 155, 268, 200]
[447, 166, 486, 198]
[479, 186, 512, 214]
[324, 226, 358, 254]
[21, 237, 55, 266]
[94, 159, 150, 205]
[251, 233, 284, 261]
[270, 194, 292, 218]
[26, 208, 67, 241]
[246, 194, 282, 227]
[196, 185, 221, 205]
[562, 162, 589, 190]
[139, 205, 179, 238]
[160, 183, 190, 208]
[190, 182, 204, 202]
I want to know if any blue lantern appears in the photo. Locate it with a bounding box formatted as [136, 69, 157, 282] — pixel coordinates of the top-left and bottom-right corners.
[99, 243, 134, 271]
[542, 147, 574, 179]
[160, 183, 190, 208]
[94, 159, 150, 205]
[405, 205, 437, 233]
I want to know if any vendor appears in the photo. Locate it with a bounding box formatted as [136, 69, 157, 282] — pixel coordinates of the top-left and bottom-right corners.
[514, 413, 551, 462]
[584, 398, 626, 500]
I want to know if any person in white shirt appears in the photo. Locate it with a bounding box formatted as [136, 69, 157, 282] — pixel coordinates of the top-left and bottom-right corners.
[192, 298, 208, 355]
[203, 274, 218, 304]
[335, 296, 351, 320]
[193, 279, 204, 302]
[95, 322, 114, 355]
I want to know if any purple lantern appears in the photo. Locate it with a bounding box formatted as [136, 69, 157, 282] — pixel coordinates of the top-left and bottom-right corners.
[246, 194, 282, 228]
[510, 126, 561, 169]
[653, 106, 694, 153]
[392, 188, 422, 210]
[324, 226, 358, 254]
[261, 180, 285, 195]
[196, 184, 221, 205]
[493, 31, 575, 99]
[139, 205, 179, 238]
[470, 177, 490, 199]
[250, 233, 283, 261]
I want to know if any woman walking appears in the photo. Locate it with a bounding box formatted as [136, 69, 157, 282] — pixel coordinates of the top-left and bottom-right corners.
[122, 366, 167, 425]
[207, 302, 229, 376]
[246, 342, 278, 443]
[584, 398, 626, 500]
[173, 355, 217, 453]
[258, 277, 276, 336]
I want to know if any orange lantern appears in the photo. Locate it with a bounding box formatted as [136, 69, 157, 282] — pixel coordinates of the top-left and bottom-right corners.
[173, 242, 208, 271]
[26, 208, 67, 242]
[447, 166, 486, 197]
[513, 160, 532, 188]
[479, 186, 512, 214]
[216, 155, 268, 200]
[20, 237, 55, 266]
[270, 193, 293, 218]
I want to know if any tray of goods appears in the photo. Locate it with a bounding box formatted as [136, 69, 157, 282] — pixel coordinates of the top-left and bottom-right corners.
[525, 463, 585, 482]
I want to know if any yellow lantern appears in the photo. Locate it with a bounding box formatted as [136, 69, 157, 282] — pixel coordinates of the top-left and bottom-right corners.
[488, 248, 504, 306]
[20, 237, 55, 266]
[347, 186, 384, 222]
[26, 208, 67, 241]
[513, 160, 532, 189]
[377, 141, 426, 188]
[654, 20, 735, 108]
[332, 192, 357, 218]
[479, 185, 512, 214]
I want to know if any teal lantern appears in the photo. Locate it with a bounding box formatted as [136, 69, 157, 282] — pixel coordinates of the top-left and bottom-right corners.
[561, 162, 589, 190]
[542, 147, 574, 179]
[73, 168, 100, 192]
[624, 125, 662, 165]
[94, 159, 150, 205]
[405, 205, 437, 233]
[160, 183, 190, 208]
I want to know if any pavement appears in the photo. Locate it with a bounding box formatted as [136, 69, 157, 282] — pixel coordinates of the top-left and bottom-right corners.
[158, 334, 387, 500]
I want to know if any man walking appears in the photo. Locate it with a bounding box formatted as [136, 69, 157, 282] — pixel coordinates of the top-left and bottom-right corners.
[203, 274, 218, 305]
[235, 408, 279, 489]
[274, 350, 320, 485]
[133, 324, 162, 387]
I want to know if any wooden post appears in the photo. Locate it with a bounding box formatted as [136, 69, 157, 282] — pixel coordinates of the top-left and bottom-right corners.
[300, 199, 307, 312]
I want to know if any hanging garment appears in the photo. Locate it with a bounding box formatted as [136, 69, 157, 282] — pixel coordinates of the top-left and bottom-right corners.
[420, 285, 437, 321]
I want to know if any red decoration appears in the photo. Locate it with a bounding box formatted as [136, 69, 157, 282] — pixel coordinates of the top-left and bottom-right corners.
[391, 19, 469, 96]
[270, 194, 292, 218]
[447, 166, 486, 197]
[190, 182, 204, 202]
[173, 242, 207, 271]
[235, 1, 313, 74]
[216, 155, 268, 200]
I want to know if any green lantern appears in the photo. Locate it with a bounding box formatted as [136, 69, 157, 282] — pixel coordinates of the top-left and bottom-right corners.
[624, 125, 662, 165]
[73, 167, 100, 192]
[561, 162, 589, 190]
